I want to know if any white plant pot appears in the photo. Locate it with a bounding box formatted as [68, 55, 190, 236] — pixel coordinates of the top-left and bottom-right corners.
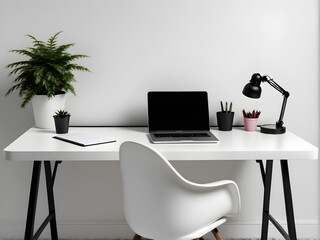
[31, 93, 66, 129]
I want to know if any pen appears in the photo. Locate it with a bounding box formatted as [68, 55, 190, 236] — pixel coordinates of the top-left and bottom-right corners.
[229, 102, 233, 113]
[242, 109, 247, 118]
[220, 101, 224, 112]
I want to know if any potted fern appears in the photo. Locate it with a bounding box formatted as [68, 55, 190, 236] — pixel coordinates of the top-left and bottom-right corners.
[53, 110, 71, 134]
[5, 31, 90, 128]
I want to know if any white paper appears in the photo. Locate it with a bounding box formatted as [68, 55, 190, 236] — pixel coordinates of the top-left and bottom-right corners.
[54, 132, 116, 146]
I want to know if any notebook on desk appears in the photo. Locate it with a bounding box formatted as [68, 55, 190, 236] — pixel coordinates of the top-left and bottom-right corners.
[53, 132, 116, 147]
[147, 91, 219, 144]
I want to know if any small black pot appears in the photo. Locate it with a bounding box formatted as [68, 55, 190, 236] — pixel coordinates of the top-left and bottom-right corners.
[54, 115, 70, 134]
[216, 111, 234, 131]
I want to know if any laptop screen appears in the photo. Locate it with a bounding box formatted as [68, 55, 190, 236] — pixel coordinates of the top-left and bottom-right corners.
[148, 91, 210, 132]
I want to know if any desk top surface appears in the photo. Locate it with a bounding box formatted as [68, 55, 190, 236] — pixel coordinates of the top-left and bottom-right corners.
[4, 127, 318, 161]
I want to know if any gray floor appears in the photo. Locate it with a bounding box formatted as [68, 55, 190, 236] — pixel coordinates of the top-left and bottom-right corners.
[5, 239, 318, 240]
[27, 239, 318, 240]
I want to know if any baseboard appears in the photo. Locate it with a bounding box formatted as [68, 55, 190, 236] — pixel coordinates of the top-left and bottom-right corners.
[219, 220, 320, 239]
[0, 220, 319, 239]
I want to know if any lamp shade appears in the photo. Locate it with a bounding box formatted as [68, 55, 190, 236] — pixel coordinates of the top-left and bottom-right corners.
[242, 73, 262, 98]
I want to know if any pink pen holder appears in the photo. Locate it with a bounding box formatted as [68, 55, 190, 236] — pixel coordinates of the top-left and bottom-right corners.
[244, 117, 258, 131]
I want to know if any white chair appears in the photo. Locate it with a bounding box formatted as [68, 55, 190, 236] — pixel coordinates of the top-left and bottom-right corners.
[120, 141, 241, 240]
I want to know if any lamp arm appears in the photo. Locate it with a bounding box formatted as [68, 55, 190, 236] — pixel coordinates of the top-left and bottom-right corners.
[263, 77, 290, 97]
[277, 95, 288, 128]
[263, 76, 290, 128]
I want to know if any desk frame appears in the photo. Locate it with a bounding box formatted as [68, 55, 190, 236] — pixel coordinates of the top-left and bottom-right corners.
[25, 161, 61, 240]
[25, 159, 296, 240]
[5, 127, 317, 240]
[257, 160, 296, 240]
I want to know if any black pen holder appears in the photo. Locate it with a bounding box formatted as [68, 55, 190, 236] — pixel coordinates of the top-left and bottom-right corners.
[216, 111, 234, 131]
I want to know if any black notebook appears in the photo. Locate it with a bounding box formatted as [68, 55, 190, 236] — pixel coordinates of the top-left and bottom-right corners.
[53, 132, 116, 147]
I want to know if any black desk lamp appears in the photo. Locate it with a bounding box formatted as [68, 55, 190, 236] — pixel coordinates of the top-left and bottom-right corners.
[242, 73, 290, 134]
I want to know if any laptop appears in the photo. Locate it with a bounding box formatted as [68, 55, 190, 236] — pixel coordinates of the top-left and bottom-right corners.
[147, 91, 219, 143]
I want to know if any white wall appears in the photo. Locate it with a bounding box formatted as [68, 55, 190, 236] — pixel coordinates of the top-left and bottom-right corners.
[0, 0, 318, 239]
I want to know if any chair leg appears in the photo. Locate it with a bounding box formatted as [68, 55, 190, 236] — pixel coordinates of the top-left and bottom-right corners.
[132, 233, 142, 240]
[212, 228, 223, 240]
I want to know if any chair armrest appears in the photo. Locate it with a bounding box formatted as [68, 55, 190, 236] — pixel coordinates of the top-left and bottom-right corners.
[184, 179, 241, 216]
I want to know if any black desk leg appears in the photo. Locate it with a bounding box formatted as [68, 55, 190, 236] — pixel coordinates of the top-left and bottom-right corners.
[257, 160, 297, 240]
[25, 161, 42, 240]
[24, 161, 60, 240]
[256, 160, 265, 187]
[261, 160, 273, 240]
[44, 161, 59, 240]
[281, 160, 297, 240]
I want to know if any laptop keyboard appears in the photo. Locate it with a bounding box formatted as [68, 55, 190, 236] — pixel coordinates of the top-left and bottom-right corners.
[154, 133, 210, 138]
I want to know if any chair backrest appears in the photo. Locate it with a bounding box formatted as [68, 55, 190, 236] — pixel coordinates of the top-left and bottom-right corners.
[120, 141, 240, 240]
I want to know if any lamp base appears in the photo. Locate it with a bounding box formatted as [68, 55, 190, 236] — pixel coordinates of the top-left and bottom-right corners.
[260, 124, 286, 134]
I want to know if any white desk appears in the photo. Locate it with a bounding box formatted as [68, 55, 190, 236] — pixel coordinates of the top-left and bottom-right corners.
[5, 127, 317, 161]
[4, 127, 318, 240]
